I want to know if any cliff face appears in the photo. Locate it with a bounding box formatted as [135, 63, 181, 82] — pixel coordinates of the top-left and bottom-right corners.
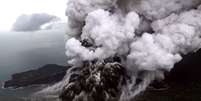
[4, 64, 70, 88]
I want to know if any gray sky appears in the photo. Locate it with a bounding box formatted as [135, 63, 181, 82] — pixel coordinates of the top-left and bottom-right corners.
[12, 13, 60, 31]
[0, 0, 67, 31]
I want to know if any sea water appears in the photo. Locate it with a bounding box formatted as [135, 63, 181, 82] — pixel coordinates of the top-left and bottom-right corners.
[0, 31, 67, 101]
[0, 83, 45, 101]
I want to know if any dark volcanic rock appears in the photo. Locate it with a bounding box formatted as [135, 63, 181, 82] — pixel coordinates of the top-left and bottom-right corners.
[59, 60, 127, 101]
[166, 49, 201, 83]
[4, 64, 70, 88]
[134, 49, 201, 101]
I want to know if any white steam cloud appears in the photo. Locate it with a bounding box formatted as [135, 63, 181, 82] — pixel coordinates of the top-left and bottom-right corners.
[66, 9, 140, 64]
[12, 13, 60, 31]
[38, 0, 201, 100]
[64, 0, 201, 100]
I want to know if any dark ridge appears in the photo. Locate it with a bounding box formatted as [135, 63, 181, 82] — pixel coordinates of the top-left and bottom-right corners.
[165, 49, 201, 83]
[134, 49, 201, 101]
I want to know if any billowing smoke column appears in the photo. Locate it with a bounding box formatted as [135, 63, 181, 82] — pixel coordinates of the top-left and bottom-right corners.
[64, 0, 201, 100]
[36, 0, 201, 101]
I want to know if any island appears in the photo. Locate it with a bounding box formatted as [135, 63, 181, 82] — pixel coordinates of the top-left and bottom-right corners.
[4, 64, 71, 88]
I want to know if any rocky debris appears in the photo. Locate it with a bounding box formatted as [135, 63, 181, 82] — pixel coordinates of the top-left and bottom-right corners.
[4, 64, 70, 88]
[59, 59, 127, 101]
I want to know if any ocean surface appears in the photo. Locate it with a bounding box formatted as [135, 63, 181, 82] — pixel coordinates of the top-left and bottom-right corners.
[0, 82, 45, 101]
[0, 30, 67, 101]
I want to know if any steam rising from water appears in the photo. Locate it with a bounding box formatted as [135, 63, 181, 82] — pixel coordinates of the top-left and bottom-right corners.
[38, 0, 201, 101]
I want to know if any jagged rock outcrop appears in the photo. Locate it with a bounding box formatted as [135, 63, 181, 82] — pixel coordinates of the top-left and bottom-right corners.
[4, 64, 70, 88]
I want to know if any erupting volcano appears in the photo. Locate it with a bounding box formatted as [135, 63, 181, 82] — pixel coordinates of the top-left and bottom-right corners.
[36, 0, 201, 101]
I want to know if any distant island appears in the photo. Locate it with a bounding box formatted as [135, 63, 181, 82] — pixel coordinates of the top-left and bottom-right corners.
[4, 64, 71, 88]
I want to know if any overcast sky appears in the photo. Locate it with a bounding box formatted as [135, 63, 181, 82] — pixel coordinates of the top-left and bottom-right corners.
[0, 0, 67, 31]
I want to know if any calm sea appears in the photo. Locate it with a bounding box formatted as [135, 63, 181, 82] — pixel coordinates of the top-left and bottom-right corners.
[0, 82, 45, 101]
[0, 31, 67, 100]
